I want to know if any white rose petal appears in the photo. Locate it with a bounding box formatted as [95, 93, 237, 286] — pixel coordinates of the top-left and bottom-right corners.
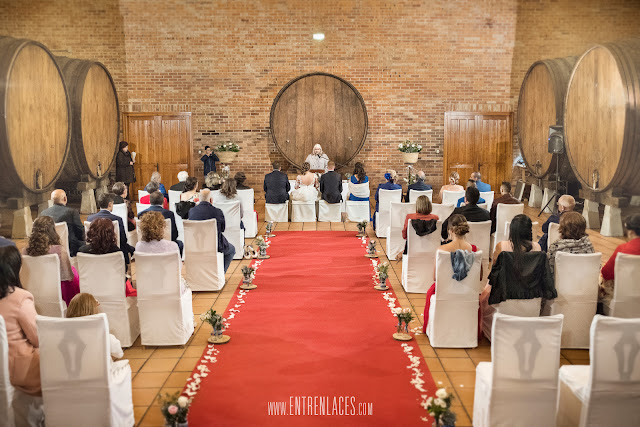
[393, 307, 403, 314]
[435, 388, 448, 399]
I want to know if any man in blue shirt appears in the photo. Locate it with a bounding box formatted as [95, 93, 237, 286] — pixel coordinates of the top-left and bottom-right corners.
[456, 180, 485, 207]
[201, 145, 219, 177]
[471, 171, 491, 192]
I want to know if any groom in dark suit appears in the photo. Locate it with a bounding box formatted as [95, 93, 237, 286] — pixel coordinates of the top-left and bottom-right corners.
[319, 161, 342, 204]
[263, 161, 290, 204]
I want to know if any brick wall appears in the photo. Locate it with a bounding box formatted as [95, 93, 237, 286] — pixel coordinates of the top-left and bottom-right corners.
[1, 0, 639, 198]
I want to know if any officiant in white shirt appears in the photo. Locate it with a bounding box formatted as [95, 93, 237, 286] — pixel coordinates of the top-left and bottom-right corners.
[305, 144, 329, 173]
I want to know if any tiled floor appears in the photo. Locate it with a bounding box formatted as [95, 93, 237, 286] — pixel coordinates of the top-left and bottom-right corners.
[7, 201, 619, 426]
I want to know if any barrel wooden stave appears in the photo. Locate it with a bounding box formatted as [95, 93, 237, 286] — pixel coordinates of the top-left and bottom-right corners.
[0, 37, 70, 195]
[564, 38, 640, 193]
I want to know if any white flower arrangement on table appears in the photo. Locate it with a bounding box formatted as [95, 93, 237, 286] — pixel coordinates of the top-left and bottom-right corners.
[158, 391, 190, 425]
[425, 388, 456, 426]
[398, 140, 422, 153]
[216, 142, 241, 152]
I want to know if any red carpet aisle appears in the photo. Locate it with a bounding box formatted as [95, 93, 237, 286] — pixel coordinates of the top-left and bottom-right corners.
[184, 231, 437, 426]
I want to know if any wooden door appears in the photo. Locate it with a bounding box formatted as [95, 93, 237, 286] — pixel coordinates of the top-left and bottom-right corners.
[444, 112, 512, 196]
[122, 113, 192, 197]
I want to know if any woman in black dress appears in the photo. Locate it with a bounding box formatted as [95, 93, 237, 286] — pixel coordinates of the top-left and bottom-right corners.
[115, 141, 135, 199]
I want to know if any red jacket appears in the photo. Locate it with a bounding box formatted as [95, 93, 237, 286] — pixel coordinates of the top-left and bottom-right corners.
[140, 194, 169, 210]
[601, 237, 640, 280]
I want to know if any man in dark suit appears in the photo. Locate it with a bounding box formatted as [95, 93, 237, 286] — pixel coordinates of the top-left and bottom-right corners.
[538, 194, 575, 251]
[441, 186, 490, 240]
[263, 161, 290, 204]
[188, 189, 236, 272]
[319, 161, 342, 204]
[0, 213, 16, 248]
[40, 189, 85, 256]
[405, 171, 432, 202]
[170, 171, 189, 192]
[490, 182, 521, 233]
[87, 192, 135, 263]
[139, 191, 184, 256]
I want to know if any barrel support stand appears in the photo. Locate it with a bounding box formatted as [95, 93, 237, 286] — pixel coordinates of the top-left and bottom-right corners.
[579, 188, 635, 237]
[5, 191, 50, 238]
[582, 200, 600, 229]
[528, 183, 543, 208]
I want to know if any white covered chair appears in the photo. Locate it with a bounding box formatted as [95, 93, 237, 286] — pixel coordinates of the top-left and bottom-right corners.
[546, 252, 601, 349]
[480, 190, 495, 208]
[401, 220, 442, 293]
[54, 222, 71, 258]
[427, 249, 484, 347]
[215, 201, 245, 259]
[136, 203, 151, 216]
[409, 189, 433, 203]
[291, 200, 316, 222]
[168, 189, 182, 213]
[20, 254, 66, 317]
[548, 222, 561, 247]
[474, 312, 564, 427]
[84, 220, 120, 247]
[183, 219, 225, 291]
[345, 200, 370, 222]
[135, 217, 171, 242]
[318, 200, 342, 222]
[466, 220, 491, 270]
[431, 203, 455, 221]
[557, 315, 640, 427]
[603, 253, 640, 318]
[385, 202, 415, 260]
[111, 203, 128, 227]
[134, 252, 194, 346]
[37, 313, 134, 427]
[137, 190, 149, 201]
[477, 202, 488, 210]
[502, 219, 539, 250]
[265, 201, 289, 222]
[375, 189, 402, 237]
[0, 315, 14, 427]
[442, 190, 464, 206]
[237, 189, 258, 238]
[491, 203, 524, 253]
[340, 180, 349, 213]
[77, 252, 139, 347]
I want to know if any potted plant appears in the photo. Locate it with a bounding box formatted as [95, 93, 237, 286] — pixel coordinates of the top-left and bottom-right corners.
[356, 220, 368, 237]
[240, 265, 257, 290]
[265, 221, 276, 237]
[255, 235, 270, 259]
[398, 140, 422, 164]
[365, 239, 378, 258]
[374, 261, 390, 290]
[200, 308, 230, 344]
[426, 388, 456, 427]
[392, 307, 414, 341]
[159, 392, 190, 427]
[216, 142, 241, 163]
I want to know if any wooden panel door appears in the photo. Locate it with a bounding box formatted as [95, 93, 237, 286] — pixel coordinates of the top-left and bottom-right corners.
[159, 116, 191, 190]
[444, 113, 477, 188]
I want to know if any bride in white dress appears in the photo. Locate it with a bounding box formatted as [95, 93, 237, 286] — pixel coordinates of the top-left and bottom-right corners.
[290, 162, 319, 202]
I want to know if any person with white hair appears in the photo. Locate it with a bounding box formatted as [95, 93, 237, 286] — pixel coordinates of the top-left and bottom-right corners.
[150, 171, 168, 198]
[538, 194, 576, 251]
[404, 170, 432, 202]
[305, 144, 329, 172]
[170, 171, 189, 192]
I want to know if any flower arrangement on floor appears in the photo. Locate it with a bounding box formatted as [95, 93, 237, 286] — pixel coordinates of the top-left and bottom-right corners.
[426, 388, 456, 427]
[403, 164, 416, 185]
[392, 307, 414, 341]
[159, 392, 190, 427]
[265, 221, 275, 237]
[365, 239, 378, 258]
[240, 265, 257, 290]
[200, 308, 230, 344]
[255, 235, 271, 258]
[375, 261, 389, 290]
[356, 220, 368, 237]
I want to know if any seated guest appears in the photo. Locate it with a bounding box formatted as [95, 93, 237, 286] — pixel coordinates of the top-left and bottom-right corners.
[23, 216, 79, 306]
[471, 171, 491, 192]
[170, 170, 189, 192]
[234, 171, 251, 190]
[404, 170, 432, 202]
[213, 179, 245, 229]
[489, 181, 520, 233]
[348, 162, 370, 201]
[439, 171, 464, 202]
[0, 246, 42, 397]
[87, 193, 135, 265]
[402, 195, 439, 240]
[66, 293, 124, 360]
[181, 176, 200, 202]
[150, 171, 168, 199]
[204, 171, 223, 190]
[441, 187, 490, 240]
[600, 213, 640, 304]
[0, 213, 15, 247]
[538, 195, 575, 251]
[456, 180, 485, 207]
[263, 161, 290, 204]
[140, 181, 169, 209]
[78, 218, 137, 297]
[291, 162, 319, 202]
[112, 182, 136, 232]
[422, 214, 480, 333]
[547, 212, 595, 275]
[374, 170, 401, 230]
[188, 189, 236, 272]
[139, 191, 183, 255]
[319, 161, 342, 204]
[40, 189, 85, 256]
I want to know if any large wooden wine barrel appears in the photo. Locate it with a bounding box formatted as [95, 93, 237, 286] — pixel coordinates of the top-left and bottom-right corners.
[270, 73, 367, 169]
[0, 37, 70, 195]
[517, 56, 577, 179]
[55, 57, 120, 181]
[565, 39, 640, 193]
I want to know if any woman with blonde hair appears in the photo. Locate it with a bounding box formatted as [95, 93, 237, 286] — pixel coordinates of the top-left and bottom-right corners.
[66, 293, 123, 359]
[204, 171, 223, 190]
[24, 216, 79, 305]
[291, 161, 319, 202]
[373, 169, 401, 230]
[213, 178, 244, 219]
[439, 171, 465, 201]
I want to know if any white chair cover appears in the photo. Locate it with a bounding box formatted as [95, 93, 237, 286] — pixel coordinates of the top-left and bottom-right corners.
[168, 190, 182, 213]
[515, 180, 525, 201]
[502, 220, 539, 250]
[466, 220, 491, 269]
[345, 200, 370, 222]
[111, 203, 128, 227]
[431, 203, 455, 221]
[340, 180, 349, 213]
[37, 314, 134, 427]
[318, 200, 341, 222]
[548, 222, 561, 247]
[477, 202, 488, 210]
[291, 200, 317, 222]
[288, 180, 297, 195]
[20, 254, 65, 317]
[237, 189, 258, 238]
[442, 190, 464, 206]
[603, 253, 640, 318]
[134, 252, 194, 346]
[265, 202, 289, 222]
[183, 219, 225, 291]
[54, 222, 71, 258]
[557, 315, 640, 427]
[427, 249, 484, 347]
[385, 202, 415, 260]
[480, 191, 495, 208]
[137, 190, 148, 201]
[546, 252, 601, 349]
[84, 220, 120, 247]
[375, 189, 402, 237]
[77, 252, 139, 347]
[135, 218, 171, 242]
[474, 312, 564, 427]
[136, 203, 151, 216]
[401, 220, 442, 293]
[0, 315, 14, 427]
[215, 201, 245, 259]
[409, 189, 433, 202]
[492, 203, 524, 253]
